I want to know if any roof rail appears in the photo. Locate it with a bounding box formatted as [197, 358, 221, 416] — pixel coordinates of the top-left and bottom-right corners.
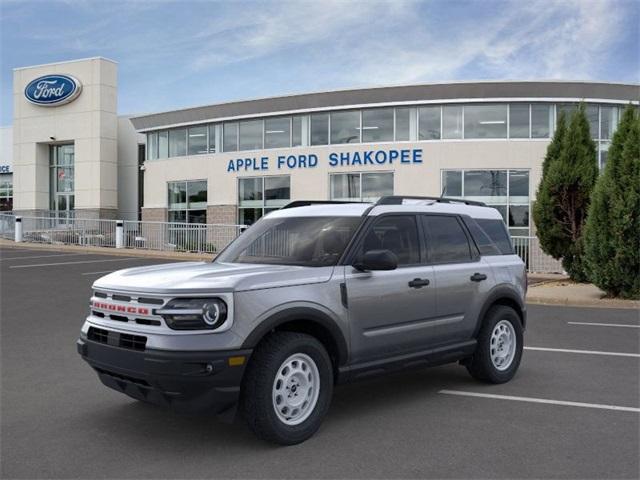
[281, 200, 366, 210]
[374, 195, 486, 207]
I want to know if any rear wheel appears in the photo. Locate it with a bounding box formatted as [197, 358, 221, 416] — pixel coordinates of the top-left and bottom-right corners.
[466, 305, 523, 383]
[241, 332, 333, 445]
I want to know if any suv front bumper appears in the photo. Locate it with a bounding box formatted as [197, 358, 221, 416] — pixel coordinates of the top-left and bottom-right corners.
[77, 336, 252, 413]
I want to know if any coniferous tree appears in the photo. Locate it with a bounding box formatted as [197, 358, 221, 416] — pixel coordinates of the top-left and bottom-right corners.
[533, 105, 598, 281]
[584, 106, 640, 298]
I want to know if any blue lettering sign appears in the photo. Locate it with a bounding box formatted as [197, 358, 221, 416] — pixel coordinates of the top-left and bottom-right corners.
[24, 74, 82, 106]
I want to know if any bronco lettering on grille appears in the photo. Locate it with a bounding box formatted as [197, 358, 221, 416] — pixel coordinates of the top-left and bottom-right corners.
[90, 300, 150, 316]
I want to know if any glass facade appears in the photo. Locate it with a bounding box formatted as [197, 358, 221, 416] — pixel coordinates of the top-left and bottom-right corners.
[330, 172, 393, 202]
[238, 176, 290, 225]
[168, 180, 207, 223]
[442, 169, 530, 236]
[0, 173, 12, 211]
[49, 144, 75, 218]
[144, 102, 624, 161]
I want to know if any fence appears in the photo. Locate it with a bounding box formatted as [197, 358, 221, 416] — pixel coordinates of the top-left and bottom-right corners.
[20, 216, 118, 248]
[512, 236, 564, 274]
[0, 213, 15, 240]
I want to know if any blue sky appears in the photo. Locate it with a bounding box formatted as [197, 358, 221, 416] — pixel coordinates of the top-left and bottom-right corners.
[1, 0, 638, 126]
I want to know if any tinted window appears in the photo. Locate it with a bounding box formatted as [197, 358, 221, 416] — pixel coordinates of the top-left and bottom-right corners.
[423, 215, 472, 263]
[462, 217, 501, 256]
[359, 216, 420, 265]
[476, 218, 513, 254]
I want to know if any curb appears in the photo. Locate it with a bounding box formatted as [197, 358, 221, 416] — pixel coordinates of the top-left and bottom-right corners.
[526, 295, 640, 310]
[0, 239, 213, 261]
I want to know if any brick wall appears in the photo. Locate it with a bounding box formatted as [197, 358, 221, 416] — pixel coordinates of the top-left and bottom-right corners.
[207, 205, 237, 225]
[141, 208, 167, 223]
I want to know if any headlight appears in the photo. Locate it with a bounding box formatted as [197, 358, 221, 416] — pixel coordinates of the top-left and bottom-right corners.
[157, 298, 228, 331]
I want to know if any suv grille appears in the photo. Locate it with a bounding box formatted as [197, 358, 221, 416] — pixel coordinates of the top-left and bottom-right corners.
[88, 326, 147, 351]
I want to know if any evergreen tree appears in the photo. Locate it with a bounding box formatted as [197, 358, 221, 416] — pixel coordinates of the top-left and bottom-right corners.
[533, 104, 598, 281]
[584, 106, 640, 298]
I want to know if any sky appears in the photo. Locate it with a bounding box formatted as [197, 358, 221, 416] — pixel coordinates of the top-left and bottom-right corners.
[1, 0, 638, 126]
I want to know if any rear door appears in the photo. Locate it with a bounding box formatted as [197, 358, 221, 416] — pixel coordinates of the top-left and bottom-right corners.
[422, 214, 494, 342]
[344, 214, 436, 363]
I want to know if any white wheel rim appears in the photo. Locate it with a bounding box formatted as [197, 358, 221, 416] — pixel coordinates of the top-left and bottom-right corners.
[490, 320, 517, 371]
[272, 353, 320, 426]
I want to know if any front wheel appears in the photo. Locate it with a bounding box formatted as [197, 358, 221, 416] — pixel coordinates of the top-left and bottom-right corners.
[240, 332, 333, 445]
[466, 305, 523, 383]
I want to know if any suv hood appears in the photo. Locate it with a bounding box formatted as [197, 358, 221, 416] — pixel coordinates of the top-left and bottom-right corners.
[92, 261, 335, 294]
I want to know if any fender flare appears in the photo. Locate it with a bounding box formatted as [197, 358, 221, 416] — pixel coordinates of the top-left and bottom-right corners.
[473, 285, 527, 337]
[241, 306, 349, 366]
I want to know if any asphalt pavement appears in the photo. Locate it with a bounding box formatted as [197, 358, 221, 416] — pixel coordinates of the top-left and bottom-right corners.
[1, 245, 638, 479]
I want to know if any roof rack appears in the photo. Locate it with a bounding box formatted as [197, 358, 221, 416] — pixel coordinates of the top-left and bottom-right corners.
[281, 200, 366, 210]
[374, 196, 486, 207]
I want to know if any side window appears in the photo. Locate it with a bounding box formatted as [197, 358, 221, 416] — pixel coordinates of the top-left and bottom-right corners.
[462, 217, 501, 256]
[359, 215, 420, 265]
[423, 215, 472, 263]
[476, 219, 514, 254]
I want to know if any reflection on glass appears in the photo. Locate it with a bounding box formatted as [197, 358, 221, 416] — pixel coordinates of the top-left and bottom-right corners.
[147, 132, 158, 160]
[443, 170, 462, 196]
[188, 126, 207, 155]
[187, 180, 207, 209]
[464, 170, 507, 200]
[310, 113, 329, 145]
[169, 129, 187, 157]
[223, 123, 238, 152]
[265, 176, 291, 205]
[531, 104, 552, 138]
[600, 106, 619, 140]
[265, 117, 291, 149]
[508, 170, 529, 199]
[362, 108, 393, 143]
[292, 116, 303, 147]
[158, 131, 168, 159]
[208, 124, 216, 153]
[239, 208, 262, 226]
[330, 111, 360, 144]
[442, 106, 463, 139]
[239, 120, 263, 150]
[419, 106, 441, 140]
[362, 172, 393, 201]
[464, 104, 507, 139]
[239, 178, 263, 204]
[508, 205, 529, 227]
[509, 104, 529, 138]
[395, 108, 411, 141]
[331, 174, 360, 200]
[168, 181, 187, 209]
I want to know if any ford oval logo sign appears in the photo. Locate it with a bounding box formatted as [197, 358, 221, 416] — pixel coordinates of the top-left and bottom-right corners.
[24, 74, 82, 106]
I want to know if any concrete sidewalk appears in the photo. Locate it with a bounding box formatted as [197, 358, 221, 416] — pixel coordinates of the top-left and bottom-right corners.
[527, 280, 640, 310]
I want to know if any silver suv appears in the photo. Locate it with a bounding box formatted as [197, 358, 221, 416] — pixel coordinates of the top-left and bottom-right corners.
[77, 196, 526, 444]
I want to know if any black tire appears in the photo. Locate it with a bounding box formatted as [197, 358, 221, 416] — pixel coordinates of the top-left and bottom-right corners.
[240, 331, 333, 445]
[466, 305, 523, 383]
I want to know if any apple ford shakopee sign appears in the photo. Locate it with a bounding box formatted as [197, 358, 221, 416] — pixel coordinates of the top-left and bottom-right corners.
[24, 74, 82, 106]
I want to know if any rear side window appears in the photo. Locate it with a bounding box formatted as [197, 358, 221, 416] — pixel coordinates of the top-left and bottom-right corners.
[359, 215, 420, 265]
[476, 219, 514, 254]
[462, 217, 502, 256]
[422, 215, 472, 263]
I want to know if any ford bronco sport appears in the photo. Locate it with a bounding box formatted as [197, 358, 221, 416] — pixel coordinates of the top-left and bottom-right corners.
[77, 196, 526, 445]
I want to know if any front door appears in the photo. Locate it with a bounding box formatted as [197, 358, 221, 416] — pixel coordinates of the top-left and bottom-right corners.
[344, 215, 437, 363]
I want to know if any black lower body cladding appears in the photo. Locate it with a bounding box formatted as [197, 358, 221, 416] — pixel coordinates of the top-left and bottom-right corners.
[77, 336, 252, 413]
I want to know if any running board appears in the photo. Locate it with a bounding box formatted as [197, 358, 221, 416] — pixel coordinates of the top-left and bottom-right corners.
[337, 340, 477, 384]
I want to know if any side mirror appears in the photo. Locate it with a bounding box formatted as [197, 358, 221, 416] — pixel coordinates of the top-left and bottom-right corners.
[353, 249, 398, 271]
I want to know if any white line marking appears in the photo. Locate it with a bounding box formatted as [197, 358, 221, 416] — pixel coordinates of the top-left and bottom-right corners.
[1, 253, 87, 261]
[81, 270, 118, 276]
[10, 258, 136, 269]
[568, 321, 640, 329]
[524, 346, 640, 358]
[439, 390, 640, 413]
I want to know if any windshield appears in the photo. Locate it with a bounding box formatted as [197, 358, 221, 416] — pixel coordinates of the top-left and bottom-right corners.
[216, 216, 362, 267]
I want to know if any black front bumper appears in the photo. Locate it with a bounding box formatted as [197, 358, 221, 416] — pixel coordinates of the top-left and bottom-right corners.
[77, 336, 252, 413]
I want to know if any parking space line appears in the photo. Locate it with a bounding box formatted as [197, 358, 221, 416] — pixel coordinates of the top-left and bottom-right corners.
[568, 321, 640, 329]
[524, 346, 640, 358]
[9, 258, 136, 269]
[81, 270, 118, 275]
[439, 390, 640, 413]
[1, 253, 88, 261]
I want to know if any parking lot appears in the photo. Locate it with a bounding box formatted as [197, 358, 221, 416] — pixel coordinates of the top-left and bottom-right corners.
[1, 244, 638, 479]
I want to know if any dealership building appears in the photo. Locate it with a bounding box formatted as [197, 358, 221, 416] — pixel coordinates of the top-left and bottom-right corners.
[5, 57, 638, 235]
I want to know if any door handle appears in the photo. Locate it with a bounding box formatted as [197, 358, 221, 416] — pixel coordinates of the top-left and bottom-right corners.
[408, 278, 430, 288]
[470, 272, 487, 282]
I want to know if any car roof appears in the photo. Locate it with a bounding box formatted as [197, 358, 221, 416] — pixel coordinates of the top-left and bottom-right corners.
[266, 201, 504, 220]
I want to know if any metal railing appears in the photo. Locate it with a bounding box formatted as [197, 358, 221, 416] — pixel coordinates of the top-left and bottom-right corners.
[511, 236, 564, 274]
[20, 216, 118, 247]
[0, 213, 15, 240]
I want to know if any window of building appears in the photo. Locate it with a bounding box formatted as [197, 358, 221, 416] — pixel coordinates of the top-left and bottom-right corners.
[360, 215, 420, 265]
[158, 131, 168, 159]
[147, 132, 158, 160]
[395, 107, 411, 141]
[531, 104, 552, 138]
[292, 116, 303, 147]
[310, 113, 329, 145]
[586, 104, 599, 140]
[423, 215, 472, 263]
[223, 122, 239, 152]
[238, 176, 290, 225]
[509, 104, 529, 138]
[600, 106, 619, 140]
[330, 172, 393, 202]
[169, 128, 187, 157]
[330, 110, 360, 144]
[208, 124, 217, 153]
[264, 117, 291, 149]
[442, 105, 463, 139]
[49, 144, 75, 219]
[442, 169, 530, 236]
[239, 120, 263, 151]
[168, 180, 207, 223]
[0, 173, 13, 211]
[362, 108, 394, 143]
[464, 104, 507, 139]
[187, 126, 208, 155]
[419, 106, 441, 140]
